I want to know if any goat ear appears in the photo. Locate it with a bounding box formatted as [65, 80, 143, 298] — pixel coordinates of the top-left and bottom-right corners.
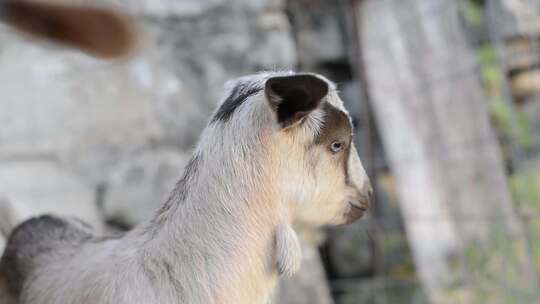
[0, 0, 137, 58]
[265, 74, 328, 128]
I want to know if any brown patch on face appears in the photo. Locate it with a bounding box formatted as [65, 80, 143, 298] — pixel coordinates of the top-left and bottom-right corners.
[314, 103, 353, 181]
[314, 103, 352, 146]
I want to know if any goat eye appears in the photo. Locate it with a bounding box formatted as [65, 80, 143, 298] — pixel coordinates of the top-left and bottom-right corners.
[329, 141, 345, 153]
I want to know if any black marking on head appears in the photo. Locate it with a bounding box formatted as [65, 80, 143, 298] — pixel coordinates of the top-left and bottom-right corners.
[0, 215, 93, 298]
[315, 103, 353, 183]
[212, 82, 262, 123]
[266, 74, 328, 128]
[169, 153, 201, 203]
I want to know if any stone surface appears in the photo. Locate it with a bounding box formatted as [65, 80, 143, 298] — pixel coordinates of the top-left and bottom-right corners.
[506, 38, 540, 72]
[287, 1, 346, 70]
[108, 0, 285, 17]
[487, 0, 540, 39]
[103, 149, 191, 227]
[0, 0, 296, 184]
[110, 0, 227, 17]
[0, 34, 165, 183]
[511, 69, 540, 98]
[0, 160, 103, 230]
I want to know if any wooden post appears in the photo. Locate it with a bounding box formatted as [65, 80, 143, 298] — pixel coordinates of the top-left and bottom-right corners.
[358, 0, 535, 302]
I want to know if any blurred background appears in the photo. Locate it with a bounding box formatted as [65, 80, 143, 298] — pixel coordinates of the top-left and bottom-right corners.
[1, 0, 540, 303]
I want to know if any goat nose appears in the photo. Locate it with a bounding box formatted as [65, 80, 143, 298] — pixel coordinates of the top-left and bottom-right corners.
[367, 187, 374, 201]
[363, 182, 373, 198]
[361, 183, 373, 209]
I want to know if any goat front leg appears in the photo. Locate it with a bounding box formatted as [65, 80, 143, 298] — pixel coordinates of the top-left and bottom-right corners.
[275, 224, 302, 277]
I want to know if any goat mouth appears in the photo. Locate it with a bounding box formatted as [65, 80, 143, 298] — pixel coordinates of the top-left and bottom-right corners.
[344, 202, 367, 224]
[349, 202, 367, 212]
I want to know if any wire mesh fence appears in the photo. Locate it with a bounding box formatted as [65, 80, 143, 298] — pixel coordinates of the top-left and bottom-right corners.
[322, 0, 540, 303]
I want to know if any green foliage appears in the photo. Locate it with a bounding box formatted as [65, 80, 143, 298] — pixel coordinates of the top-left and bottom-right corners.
[489, 97, 535, 150]
[510, 172, 540, 208]
[510, 172, 540, 276]
[477, 44, 535, 150]
[338, 279, 427, 304]
[530, 219, 540, 275]
[482, 65, 502, 90]
[479, 44, 496, 66]
[463, 0, 484, 27]
[381, 232, 416, 279]
[443, 236, 536, 304]
[479, 45, 503, 91]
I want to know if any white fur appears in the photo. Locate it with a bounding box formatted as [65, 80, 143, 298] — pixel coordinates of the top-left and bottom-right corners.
[275, 224, 302, 276]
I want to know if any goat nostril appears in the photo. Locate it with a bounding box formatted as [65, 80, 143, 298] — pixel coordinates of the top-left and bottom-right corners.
[362, 189, 373, 209]
[362, 182, 373, 198]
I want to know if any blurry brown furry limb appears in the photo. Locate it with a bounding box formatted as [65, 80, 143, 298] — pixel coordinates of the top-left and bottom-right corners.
[0, 0, 137, 58]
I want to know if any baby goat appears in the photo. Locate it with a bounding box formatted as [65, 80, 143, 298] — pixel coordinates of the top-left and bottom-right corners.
[0, 2, 372, 304]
